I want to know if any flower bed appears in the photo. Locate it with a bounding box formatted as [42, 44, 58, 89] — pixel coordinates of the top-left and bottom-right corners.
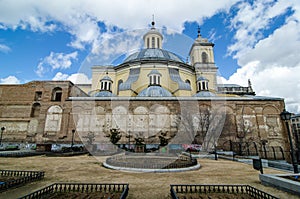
[20, 183, 129, 199]
[0, 170, 44, 192]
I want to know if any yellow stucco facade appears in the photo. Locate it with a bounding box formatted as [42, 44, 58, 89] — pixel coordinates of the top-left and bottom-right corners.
[89, 23, 219, 98]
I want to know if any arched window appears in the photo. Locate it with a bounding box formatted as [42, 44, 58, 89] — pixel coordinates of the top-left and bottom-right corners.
[30, 103, 41, 117]
[117, 79, 123, 95]
[157, 37, 160, 48]
[202, 52, 208, 63]
[51, 87, 62, 101]
[185, 79, 191, 85]
[152, 37, 155, 48]
[202, 82, 206, 90]
[104, 82, 108, 90]
[147, 38, 150, 48]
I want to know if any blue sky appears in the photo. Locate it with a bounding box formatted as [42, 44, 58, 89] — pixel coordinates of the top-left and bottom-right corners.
[0, 0, 300, 113]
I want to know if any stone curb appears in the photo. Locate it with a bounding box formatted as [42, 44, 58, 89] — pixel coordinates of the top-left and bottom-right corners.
[103, 162, 201, 173]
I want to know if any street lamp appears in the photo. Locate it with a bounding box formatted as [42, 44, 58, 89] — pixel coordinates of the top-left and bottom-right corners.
[128, 130, 131, 151]
[280, 109, 299, 173]
[71, 129, 75, 149]
[0, 127, 5, 145]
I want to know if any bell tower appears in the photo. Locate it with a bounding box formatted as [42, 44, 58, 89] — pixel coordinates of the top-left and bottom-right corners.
[189, 27, 218, 91]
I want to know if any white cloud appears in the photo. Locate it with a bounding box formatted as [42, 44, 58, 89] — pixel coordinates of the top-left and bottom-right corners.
[52, 72, 91, 84]
[224, 0, 300, 113]
[0, 0, 239, 50]
[228, 0, 293, 59]
[85, 30, 145, 66]
[52, 72, 69, 81]
[36, 51, 78, 77]
[0, 76, 20, 84]
[239, 20, 300, 69]
[1, 0, 300, 114]
[0, 44, 11, 53]
[223, 62, 300, 113]
[68, 73, 91, 84]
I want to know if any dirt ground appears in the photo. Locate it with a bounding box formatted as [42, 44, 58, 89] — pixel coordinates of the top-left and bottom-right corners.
[0, 154, 299, 199]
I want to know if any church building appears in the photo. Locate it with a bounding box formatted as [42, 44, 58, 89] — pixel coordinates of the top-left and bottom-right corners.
[0, 21, 290, 158]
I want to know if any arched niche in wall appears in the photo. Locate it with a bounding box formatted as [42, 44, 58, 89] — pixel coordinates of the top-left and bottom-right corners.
[133, 106, 149, 137]
[30, 102, 41, 118]
[44, 105, 63, 134]
[218, 106, 237, 148]
[263, 105, 280, 137]
[201, 52, 208, 63]
[71, 105, 92, 132]
[112, 106, 128, 132]
[236, 106, 258, 139]
[91, 106, 106, 133]
[149, 104, 170, 135]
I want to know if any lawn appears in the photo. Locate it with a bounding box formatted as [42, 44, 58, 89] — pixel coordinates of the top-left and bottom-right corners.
[0, 155, 298, 199]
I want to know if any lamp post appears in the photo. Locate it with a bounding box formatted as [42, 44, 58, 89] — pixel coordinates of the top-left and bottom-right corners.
[128, 130, 131, 151]
[71, 129, 75, 150]
[280, 109, 299, 173]
[0, 127, 5, 145]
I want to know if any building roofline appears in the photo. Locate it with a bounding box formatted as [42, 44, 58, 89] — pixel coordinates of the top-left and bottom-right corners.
[68, 95, 284, 101]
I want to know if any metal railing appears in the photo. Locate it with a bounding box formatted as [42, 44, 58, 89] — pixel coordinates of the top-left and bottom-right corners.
[0, 151, 44, 157]
[0, 170, 45, 192]
[170, 184, 279, 199]
[19, 183, 129, 199]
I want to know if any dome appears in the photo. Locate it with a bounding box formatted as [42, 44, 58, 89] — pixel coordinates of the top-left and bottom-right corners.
[148, 69, 161, 76]
[138, 86, 173, 97]
[101, 76, 112, 81]
[193, 91, 216, 97]
[197, 76, 208, 81]
[123, 49, 184, 64]
[143, 29, 163, 41]
[93, 91, 116, 97]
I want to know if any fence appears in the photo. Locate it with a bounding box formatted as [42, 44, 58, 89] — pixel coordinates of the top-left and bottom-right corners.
[0, 170, 45, 192]
[229, 141, 285, 160]
[170, 184, 279, 199]
[0, 151, 44, 157]
[19, 183, 129, 199]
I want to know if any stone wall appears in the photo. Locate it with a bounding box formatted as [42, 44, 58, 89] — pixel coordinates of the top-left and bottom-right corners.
[0, 81, 289, 158]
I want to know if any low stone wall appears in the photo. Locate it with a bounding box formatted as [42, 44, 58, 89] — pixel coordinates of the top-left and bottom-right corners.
[259, 173, 300, 196]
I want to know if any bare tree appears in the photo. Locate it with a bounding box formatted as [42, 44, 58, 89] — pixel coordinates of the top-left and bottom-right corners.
[202, 109, 226, 151]
[83, 131, 95, 145]
[194, 109, 210, 144]
[173, 101, 226, 152]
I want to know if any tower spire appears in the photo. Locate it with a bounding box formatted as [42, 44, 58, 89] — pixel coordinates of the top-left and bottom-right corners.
[197, 26, 201, 38]
[143, 16, 163, 49]
[151, 14, 155, 29]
